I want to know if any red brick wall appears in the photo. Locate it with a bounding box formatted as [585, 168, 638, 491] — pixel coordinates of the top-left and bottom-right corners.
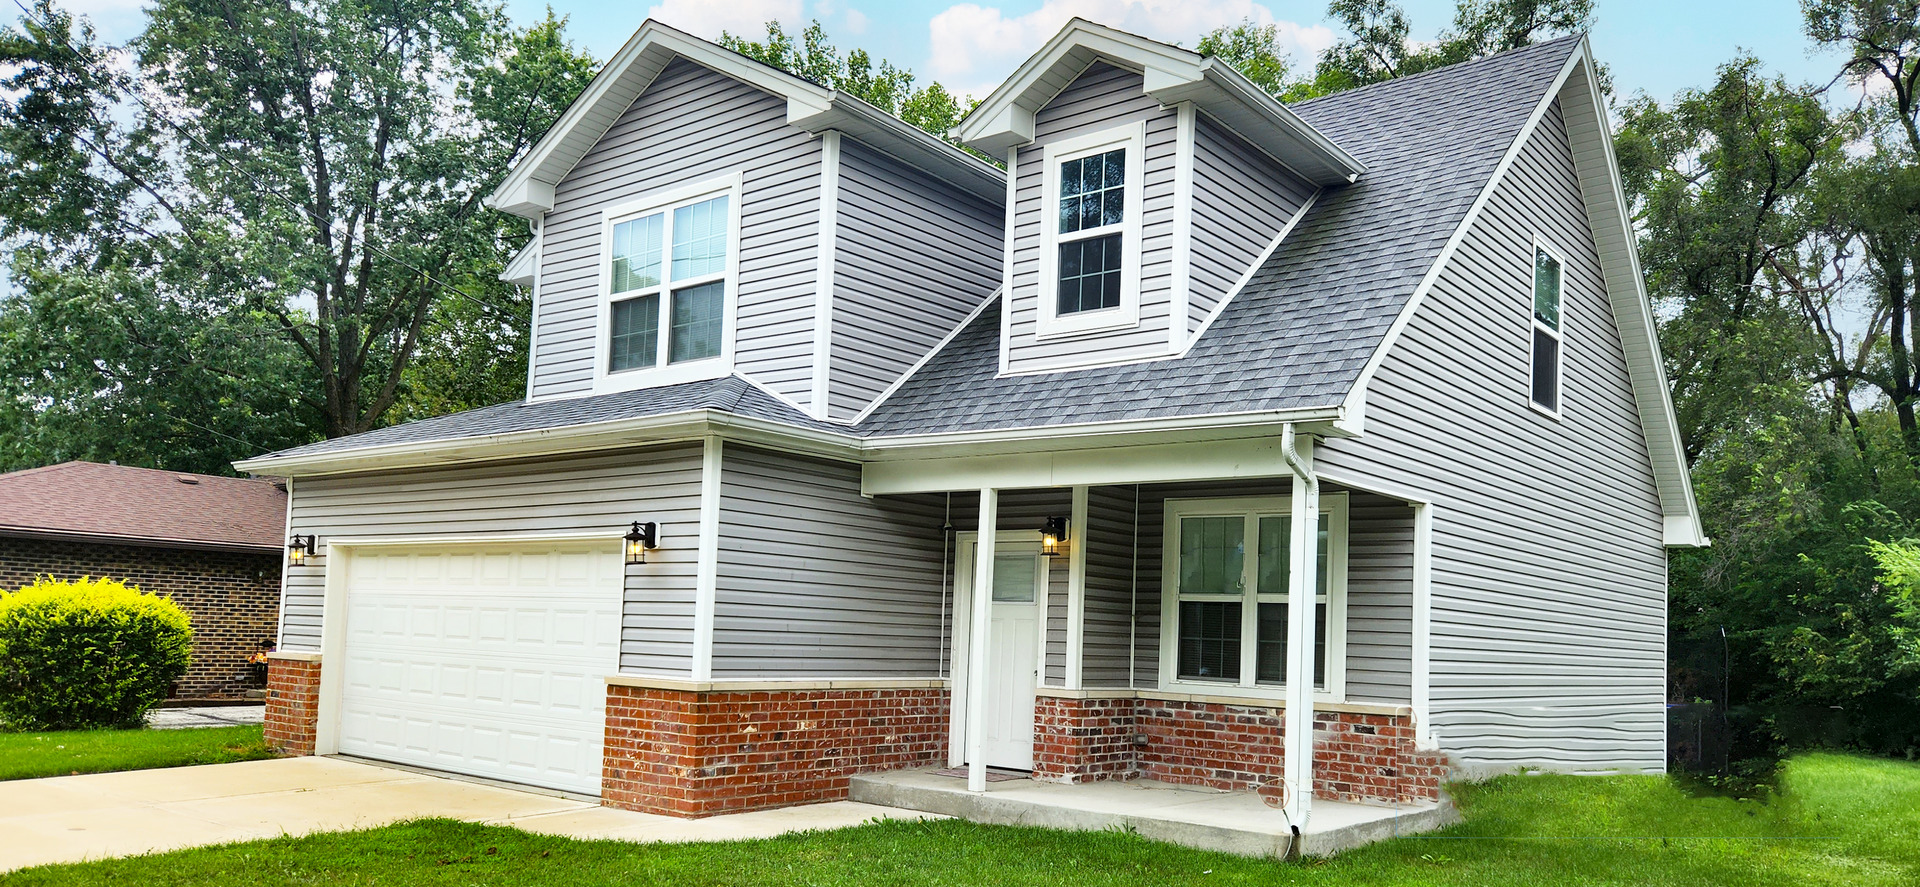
[0, 536, 281, 699]
[264, 657, 321, 756]
[603, 685, 949, 817]
[1035, 695, 1444, 804]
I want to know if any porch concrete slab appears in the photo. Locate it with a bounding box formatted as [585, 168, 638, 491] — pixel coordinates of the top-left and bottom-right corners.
[506, 800, 946, 843]
[849, 769, 1459, 857]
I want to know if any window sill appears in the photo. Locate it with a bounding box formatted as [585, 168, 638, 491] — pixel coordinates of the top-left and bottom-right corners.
[591, 356, 731, 395]
[1034, 307, 1140, 341]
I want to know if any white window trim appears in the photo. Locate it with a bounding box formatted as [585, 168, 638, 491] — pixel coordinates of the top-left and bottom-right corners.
[1529, 234, 1566, 420]
[1157, 493, 1349, 703]
[1037, 122, 1145, 339]
[592, 173, 744, 395]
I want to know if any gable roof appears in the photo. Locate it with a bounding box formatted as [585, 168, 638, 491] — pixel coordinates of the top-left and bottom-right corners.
[958, 18, 1362, 185]
[0, 462, 287, 552]
[488, 19, 1003, 218]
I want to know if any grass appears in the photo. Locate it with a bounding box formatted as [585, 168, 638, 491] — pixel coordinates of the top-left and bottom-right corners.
[0, 725, 275, 782]
[4, 752, 1917, 886]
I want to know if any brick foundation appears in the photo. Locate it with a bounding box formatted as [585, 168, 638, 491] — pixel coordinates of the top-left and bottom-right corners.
[603, 684, 949, 817]
[0, 536, 281, 699]
[263, 655, 322, 756]
[1032, 694, 1444, 804]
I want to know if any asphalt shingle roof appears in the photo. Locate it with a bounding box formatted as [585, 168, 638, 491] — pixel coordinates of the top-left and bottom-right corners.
[252, 376, 839, 461]
[244, 37, 1578, 463]
[856, 36, 1579, 436]
[0, 461, 287, 550]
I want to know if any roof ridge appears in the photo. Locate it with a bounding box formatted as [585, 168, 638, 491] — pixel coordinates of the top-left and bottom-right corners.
[1294, 33, 1581, 110]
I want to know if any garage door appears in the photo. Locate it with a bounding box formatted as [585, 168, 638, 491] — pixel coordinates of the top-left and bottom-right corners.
[337, 541, 623, 795]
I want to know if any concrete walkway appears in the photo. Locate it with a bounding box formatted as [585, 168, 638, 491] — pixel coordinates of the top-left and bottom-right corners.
[0, 756, 943, 873]
[145, 704, 265, 730]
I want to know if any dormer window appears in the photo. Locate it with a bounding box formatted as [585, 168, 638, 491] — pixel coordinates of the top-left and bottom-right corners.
[1038, 123, 1143, 337]
[594, 176, 741, 393]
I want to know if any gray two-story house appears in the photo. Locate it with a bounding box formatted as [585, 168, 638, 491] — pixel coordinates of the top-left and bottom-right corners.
[240, 18, 1701, 837]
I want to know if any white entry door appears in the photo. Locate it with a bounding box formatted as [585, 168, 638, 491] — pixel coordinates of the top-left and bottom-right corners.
[960, 541, 1045, 771]
[335, 541, 622, 795]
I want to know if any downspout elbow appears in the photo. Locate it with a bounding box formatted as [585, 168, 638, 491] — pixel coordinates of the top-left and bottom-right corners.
[1281, 424, 1317, 494]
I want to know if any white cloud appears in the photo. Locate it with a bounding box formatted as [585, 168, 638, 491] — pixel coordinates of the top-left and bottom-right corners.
[928, 0, 1334, 99]
[646, 0, 804, 40]
[844, 8, 870, 35]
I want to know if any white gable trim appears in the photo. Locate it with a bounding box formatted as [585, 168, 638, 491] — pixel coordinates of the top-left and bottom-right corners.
[1336, 40, 1703, 547]
[488, 20, 1002, 219]
[956, 18, 1363, 186]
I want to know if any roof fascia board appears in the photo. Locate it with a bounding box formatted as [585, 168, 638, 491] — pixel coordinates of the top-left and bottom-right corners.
[1334, 43, 1583, 437]
[861, 430, 1332, 496]
[0, 527, 282, 554]
[859, 407, 1345, 460]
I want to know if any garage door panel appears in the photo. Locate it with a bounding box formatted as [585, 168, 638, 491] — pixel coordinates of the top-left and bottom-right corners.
[338, 543, 620, 796]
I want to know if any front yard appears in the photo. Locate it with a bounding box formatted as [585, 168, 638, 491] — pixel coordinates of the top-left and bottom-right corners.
[3, 752, 1915, 885]
[0, 725, 274, 782]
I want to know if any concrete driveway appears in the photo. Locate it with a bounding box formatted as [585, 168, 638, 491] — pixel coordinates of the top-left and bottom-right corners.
[0, 756, 940, 872]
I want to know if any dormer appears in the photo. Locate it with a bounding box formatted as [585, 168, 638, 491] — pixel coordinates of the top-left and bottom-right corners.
[958, 20, 1363, 376]
[489, 21, 1004, 421]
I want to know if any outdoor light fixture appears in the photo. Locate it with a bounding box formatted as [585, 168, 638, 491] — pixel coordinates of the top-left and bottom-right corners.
[624, 521, 659, 565]
[1041, 516, 1069, 557]
[287, 534, 317, 566]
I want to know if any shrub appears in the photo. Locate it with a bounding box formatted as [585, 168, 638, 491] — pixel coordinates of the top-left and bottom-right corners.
[0, 576, 193, 730]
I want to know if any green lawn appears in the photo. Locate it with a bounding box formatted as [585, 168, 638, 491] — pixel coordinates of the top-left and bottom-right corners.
[0, 725, 275, 782]
[5, 752, 1917, 886]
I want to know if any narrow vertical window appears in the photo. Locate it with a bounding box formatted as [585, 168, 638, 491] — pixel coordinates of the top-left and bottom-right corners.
[1531, 244, 1563, 412]
[1055, 148, 1126, 316]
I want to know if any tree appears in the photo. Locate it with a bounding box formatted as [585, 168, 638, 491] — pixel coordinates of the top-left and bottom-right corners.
[0, 1, 596, 467]
[721, 21, 972, 141]
[1197, 19, 1302, 100]
[1306, 0, 1594, 97]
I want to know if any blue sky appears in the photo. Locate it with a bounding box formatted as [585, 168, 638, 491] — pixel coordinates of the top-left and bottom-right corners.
[56, 1, 1841, 105]
[497, 0, 1841, 105]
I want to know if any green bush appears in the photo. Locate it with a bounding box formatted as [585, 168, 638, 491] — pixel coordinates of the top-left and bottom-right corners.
[0, 576, 193, 730]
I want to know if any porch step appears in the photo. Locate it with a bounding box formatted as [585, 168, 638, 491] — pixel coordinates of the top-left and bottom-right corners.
[848, 769, 1458, 858]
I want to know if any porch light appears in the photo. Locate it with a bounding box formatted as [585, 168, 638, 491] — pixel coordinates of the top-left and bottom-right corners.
[287, 534, 317, 566]
[1041, 516, 1069, 557]
[624, 521, 659, 565]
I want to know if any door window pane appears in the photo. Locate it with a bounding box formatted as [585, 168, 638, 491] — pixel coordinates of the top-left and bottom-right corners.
[608, 294, 658, 372]
[1178, 516, 1244, 595]
[1178, 600, 1241, 681]
[1254, 601, 1328, 687]
[669, 281, 723, 363]
[672, 195, 729, 279]
[990, 554, 1036, 602]
[610, 213, 663, 294]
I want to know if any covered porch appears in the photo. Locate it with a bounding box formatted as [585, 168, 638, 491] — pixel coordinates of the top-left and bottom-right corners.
[860, 430, 1445, 833]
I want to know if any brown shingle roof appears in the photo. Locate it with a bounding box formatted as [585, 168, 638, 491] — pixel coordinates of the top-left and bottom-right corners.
[0, 462, 287, 551]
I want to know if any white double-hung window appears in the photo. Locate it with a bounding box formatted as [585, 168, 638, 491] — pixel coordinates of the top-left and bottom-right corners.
[1530, 238, 1565, 415]
[595, 177, 740, 393]
[1038, 122, 1143, 337]
[1159, 495, 1348, 699]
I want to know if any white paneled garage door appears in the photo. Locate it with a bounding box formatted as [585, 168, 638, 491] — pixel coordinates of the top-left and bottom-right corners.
[337, 541, 622, 795]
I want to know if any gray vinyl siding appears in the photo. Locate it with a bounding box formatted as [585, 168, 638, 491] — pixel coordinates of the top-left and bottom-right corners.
[1080, 484, 1140, 687]
[1316, 99, 1669, 774]
[1342, 493, 1415, 702]
[711, 445, 949, 677]
[829, 139, 1002, 420]
[1006, 62, 1178, 373]
[531, 58, 822, 405]
[1188, 114, 1316, 330]
[278, 446, 704, 675]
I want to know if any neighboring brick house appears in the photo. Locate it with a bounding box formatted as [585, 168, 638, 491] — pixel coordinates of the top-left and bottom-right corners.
[0, 461, 287, 700]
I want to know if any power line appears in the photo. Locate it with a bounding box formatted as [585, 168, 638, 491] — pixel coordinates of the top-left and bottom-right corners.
[7, 0, 524, 323]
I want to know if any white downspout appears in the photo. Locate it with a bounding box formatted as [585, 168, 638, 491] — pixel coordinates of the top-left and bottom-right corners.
[966, 487, 999, 793]
[1280, 424, 1319, 829]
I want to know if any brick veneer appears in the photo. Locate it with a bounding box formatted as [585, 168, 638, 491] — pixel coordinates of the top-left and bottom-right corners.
[0, 536, 281, 699]
[263, 656, 322, 756]
[1032, 694, 1445, 804]
[603, 684, 949, 817]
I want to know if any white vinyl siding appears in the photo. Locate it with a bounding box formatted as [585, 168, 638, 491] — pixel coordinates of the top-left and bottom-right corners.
[532, 58, 821, 406]
[278, 446, 705, 676]
[1316, 98, 1669, 775]
[1005, 62, 1178, 373]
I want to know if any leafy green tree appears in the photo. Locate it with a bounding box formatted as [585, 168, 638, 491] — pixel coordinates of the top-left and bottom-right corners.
[1197, 19, 1303, 99]
[721, 20, 972, 140]
[1305, 0, 1593, 97]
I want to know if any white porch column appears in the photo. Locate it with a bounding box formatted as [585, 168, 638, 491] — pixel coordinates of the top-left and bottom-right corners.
[1282, 429, 1319, 825]
[1064, 485, 1089, 689]
[966, 487, 999, 793]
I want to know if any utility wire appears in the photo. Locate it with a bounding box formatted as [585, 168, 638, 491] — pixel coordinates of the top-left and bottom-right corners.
[8, 0, 524, 321]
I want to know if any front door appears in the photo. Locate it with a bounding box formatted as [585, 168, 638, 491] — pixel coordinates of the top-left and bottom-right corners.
[961, 542, 1044, 771]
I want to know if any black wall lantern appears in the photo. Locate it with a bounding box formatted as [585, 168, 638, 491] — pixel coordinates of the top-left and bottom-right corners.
[624, 521, 659, 565]
[287, 534, 317, 566]
[1041, 516, 1069, 558]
